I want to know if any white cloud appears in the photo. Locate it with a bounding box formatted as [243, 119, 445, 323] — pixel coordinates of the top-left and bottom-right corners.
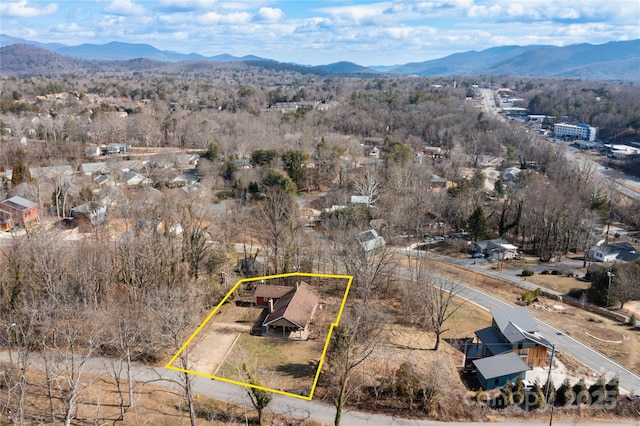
[50, 22, 96, 38]
[467, 4, 502, 18]
[0, 0, 58, 18]
[318, 2, 393, 24]
[196, 10, 251, 25]
[104, 0, 146, 16]
[157, 0, 212, 12]
[254, 7, 283, 22]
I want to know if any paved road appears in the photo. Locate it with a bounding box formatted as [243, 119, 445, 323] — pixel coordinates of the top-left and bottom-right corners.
[3, 352, 634, 426]
[400, 248, 640, 396]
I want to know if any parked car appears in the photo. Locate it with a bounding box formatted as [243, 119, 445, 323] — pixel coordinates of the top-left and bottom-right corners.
[434, 235, 444, 240]
[423, 237, 433, 243]
[472, 252, 484, 258]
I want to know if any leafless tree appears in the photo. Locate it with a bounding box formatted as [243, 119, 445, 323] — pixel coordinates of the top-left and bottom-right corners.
[353, 168, 380, 207]
[340, 235, 396, 308]
[181, 199, 213, 280]
[256, 186, 299, 274]
[146, 286, 202, 426]
[42, 306, 103, 426]
[324, 304, 387, 426]
[418, 276, 463, 351]
[613, 260, 640, 310]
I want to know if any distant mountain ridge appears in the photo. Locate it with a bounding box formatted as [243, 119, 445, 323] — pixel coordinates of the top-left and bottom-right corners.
[1, 34, 638, 81]
[0, 35, 268, 63]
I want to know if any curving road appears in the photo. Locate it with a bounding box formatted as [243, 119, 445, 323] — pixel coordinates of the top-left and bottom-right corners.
[2, 352, 630, 426]
[399, 247, 640, 396]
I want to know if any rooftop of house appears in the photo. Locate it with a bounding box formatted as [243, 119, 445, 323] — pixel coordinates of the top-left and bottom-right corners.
[262, 281, 319, 329]
[72, 201, 104, 214]
[492, 307, 538, 334]
[472, 351, 532, 380]
[255, 284, 295, 300]
[593, 242, 636, 255]
[357, 229, 380, 243]
[475, 326, 512, 356]
[0, 196, 38, 211]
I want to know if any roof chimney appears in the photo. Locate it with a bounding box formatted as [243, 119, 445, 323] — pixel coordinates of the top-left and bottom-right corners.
[268, 298, 273, 313]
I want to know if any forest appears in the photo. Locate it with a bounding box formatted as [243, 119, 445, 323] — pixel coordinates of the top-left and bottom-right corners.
[1, 67, 639, 425]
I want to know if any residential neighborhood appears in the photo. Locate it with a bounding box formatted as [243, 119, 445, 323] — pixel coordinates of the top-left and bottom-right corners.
[1, 32, 639, 426]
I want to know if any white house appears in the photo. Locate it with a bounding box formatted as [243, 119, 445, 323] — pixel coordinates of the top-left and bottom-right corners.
[357, 229, 386, 252]
[589, 242, 638, 263]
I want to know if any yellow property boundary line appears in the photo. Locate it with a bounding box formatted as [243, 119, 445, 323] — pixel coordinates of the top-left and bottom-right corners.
[165, 272, 353, 400]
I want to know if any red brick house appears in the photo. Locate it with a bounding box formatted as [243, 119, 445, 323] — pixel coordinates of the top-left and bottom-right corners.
[0, 196, 39, 228]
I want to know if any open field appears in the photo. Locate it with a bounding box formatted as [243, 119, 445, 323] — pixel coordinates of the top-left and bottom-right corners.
[524, 273, 591, 295]
[217, 333, 325, 394]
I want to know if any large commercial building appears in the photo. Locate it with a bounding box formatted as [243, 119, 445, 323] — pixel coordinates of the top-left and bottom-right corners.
[553, 123, 598, 141]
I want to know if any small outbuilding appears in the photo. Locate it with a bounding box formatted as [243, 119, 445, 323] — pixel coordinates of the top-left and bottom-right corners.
[472, 352, 532, 390]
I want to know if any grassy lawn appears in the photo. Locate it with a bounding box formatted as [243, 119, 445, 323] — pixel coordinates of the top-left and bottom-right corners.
[217, 333, 324, 394]
[525, 274, 591, 295]
[444, 297, 493, 336]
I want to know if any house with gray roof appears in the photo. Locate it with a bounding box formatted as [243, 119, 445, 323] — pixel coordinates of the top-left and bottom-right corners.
[589, 242, 638, 263]
[356, 229, 386, 252]
[472, 352, 532, 390]
[0, 196, 39, 228]
[471, 239, 519, 260]
[81, 162, 109, 176]
[72, 201, 107, 232]
[465, 307, 551, 386]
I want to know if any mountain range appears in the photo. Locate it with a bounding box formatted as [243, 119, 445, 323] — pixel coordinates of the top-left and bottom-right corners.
[1, 34, 638, 81]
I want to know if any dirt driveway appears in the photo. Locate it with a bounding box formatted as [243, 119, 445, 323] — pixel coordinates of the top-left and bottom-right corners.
[187, 323, 249, 376]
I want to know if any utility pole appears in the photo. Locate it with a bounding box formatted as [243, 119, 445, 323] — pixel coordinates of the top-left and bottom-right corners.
[607, 269, 614, 307]
[545, 344, 556, 426]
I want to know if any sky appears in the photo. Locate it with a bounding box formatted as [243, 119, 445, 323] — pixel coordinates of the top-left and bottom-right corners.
[1, 0, 639, 66]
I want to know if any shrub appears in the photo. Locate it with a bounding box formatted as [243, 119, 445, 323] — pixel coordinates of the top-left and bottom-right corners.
[628, 313, 637, 327]
[521, 287, 542, 305]
[531, 381, 545, 409]
[521, 269, 534, 277]
[500, 381, 514, 406]
[513, 376, 525, 405]
[556, 378, 573, 406]
[543, 378, 556, 405]
[606, 376, 619, 401]
[541, 270, 550, 275]
[589, 376, 607, 405]
[551, 269, 562, 275]
[573, 379, 589, 404]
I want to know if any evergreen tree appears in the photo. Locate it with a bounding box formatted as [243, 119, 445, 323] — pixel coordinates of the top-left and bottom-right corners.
[251, 149, 278, 166]
[513, 376, 525, 405]
[588, 376, 607, 405]
[384, 141, 413, 166]
[500, 381, 514, 407]
[556, 378, 573, 406]
[573, 378, 589, 405]
[281, 149, 308, 189]
[205, 141, 219, 160]
[262, 168, 297, 194]
[606, 376, 619, 403]
[11, 149, 31, 185]
[531, 381, 545, 409]
[467, 205, 488, 241]
[543, 378, 556, 405]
